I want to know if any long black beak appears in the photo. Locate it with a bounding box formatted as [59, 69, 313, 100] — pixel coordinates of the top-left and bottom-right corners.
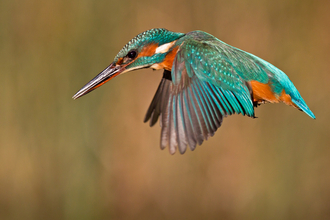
[72, 63, 121, 99]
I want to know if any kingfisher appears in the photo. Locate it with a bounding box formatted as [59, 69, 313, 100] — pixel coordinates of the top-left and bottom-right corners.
[73, 28, 315, 154]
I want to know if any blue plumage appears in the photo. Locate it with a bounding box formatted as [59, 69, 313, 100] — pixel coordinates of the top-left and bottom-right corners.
[73, 28, 315, 154]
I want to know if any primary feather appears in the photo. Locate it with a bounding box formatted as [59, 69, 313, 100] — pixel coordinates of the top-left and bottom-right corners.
[144, 30, 314, 154]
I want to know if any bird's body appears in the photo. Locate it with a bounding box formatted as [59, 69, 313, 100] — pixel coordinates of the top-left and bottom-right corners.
[73, 28, 315, 154]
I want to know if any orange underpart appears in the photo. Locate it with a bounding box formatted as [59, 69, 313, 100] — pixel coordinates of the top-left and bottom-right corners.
[162, 46, 179, 71]
[250, 80, 279, 103]
[250, 80, 298, 108]
[279, 90, 298, 108]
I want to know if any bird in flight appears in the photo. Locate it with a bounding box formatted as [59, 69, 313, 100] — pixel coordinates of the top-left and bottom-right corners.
[73, 28, 315, 154]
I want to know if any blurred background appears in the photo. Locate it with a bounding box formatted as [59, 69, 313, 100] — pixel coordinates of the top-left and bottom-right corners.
[1, 0, 329, 219]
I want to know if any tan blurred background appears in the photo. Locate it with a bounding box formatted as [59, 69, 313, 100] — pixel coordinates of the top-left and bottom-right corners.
[1, 0, 329, 219]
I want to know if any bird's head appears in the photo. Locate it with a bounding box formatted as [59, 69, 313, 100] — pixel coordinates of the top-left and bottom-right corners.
[73, 28, 184, 99]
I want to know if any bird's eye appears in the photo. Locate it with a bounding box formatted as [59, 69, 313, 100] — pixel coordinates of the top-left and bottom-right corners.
[127, 50, 137, 59]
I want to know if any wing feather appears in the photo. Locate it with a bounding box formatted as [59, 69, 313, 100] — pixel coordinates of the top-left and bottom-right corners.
[181, 89, 197, 150]
[198, 81, 222, 127]
[194, 79, 217, 134]
[144, 34, 256, 153]
[168, 94, 177, 154]
[176, 93, 188, 153]
[160, 89, 172, 150]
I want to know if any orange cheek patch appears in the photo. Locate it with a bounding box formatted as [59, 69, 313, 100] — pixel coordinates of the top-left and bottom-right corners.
[118, 43, 160, 68]
[137, 43, 159, 58]
[124, 42, 178, 71]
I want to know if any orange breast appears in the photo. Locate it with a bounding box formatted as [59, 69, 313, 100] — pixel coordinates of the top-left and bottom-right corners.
[151, 46, 179, 71]
[162, 46, 179, 70]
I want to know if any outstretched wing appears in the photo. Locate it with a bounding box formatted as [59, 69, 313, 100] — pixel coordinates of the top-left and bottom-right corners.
[145, 34, 255, 154]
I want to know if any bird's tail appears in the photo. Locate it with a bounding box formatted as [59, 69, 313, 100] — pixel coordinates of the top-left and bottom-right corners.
[291, 96, 315, 119]
[247, 55, 316, 119]
[275, 69, 315, 119]
[250, 79, 315, 119]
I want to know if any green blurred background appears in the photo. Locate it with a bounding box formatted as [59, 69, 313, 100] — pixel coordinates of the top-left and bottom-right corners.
[1, 0, 329, 219]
